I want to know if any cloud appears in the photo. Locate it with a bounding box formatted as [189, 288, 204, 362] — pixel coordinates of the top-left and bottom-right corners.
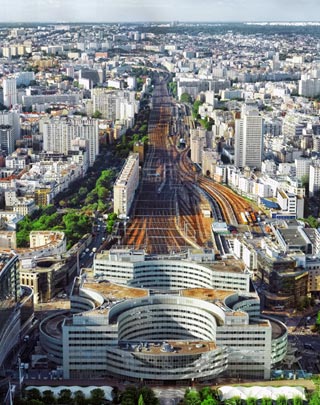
[2, 0, 320, 22]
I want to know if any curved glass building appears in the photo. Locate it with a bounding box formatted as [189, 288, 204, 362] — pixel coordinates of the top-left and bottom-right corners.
[40, 249, 287, 382]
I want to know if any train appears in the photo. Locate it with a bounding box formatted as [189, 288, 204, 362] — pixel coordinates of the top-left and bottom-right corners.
[241, 210, 258, 225]
[240, 212, 248, 225]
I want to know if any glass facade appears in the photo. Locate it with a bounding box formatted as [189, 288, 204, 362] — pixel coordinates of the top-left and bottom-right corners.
[0, 254, 20, 342]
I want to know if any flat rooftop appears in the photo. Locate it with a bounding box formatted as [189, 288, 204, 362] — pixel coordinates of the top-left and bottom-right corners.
[277, 228, 306, 248]
[207, 259, 246, 273]
[81, 281, 149, 300]
[94, 252, 246, 274]
[181, 288, 235, 301]
[119, 340, 217, 356]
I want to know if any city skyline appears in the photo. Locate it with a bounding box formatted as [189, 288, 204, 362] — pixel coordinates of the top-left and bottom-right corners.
[1, 0, 320, 23]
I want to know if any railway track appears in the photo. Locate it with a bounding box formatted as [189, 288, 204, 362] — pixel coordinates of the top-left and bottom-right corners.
[123, 77, 196, 254]
[177, 145, 252, 226]
[122, 75, 253, 255]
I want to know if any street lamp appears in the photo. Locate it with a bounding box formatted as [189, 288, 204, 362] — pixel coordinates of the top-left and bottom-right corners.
[18, 356, 24, 398]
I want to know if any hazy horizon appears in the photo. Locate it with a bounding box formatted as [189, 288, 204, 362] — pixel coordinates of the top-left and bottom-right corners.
[2, 0, 320, 24]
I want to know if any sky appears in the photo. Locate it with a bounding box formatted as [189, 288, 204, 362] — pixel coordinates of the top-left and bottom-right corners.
[1, 0, 320, 23]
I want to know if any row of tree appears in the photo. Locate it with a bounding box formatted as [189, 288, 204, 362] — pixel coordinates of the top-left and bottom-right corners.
[15, 387, 107, 405]
[13, 383, 320, 405]
[14, 385, 159, 405]
[16, 205, 92, 250]
[16, 167, 119, 248]
[179, 94, 214, 131]
[115, 107, 150, 159]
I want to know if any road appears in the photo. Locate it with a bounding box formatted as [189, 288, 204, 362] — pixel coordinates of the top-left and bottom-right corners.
[79, 220, 107, 269]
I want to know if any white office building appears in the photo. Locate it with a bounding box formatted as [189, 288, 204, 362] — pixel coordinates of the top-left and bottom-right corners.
[3, 77, 18, 107]
[190, 128, 208, 164]
[43, 117, 99, 166]
[91, 89, 138, 124]
[39, 251, 287, 382]
[309, 160, 320, 197]
[235, 107, 263, 170]
[113, 153, 139, 216]
[298, 75, 320, 97]
[277, 189, 304, 218]
[295, 158, 311, 181]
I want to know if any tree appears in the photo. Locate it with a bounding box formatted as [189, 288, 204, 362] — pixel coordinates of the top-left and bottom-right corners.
[184, 389, 201, 405]
[199, 387, 213, 401]
[112, 386, 120, 404]
[74, 390, 87, 405]
[309, 391, 320, 405]
[201, 399, 218, 405]
[292, 396, 303, 405]
[246, 397, 257, 405]
[141, 135, 149, 144]
[57, 200, 65, 208]
[26, 389, 42, 401]
[199, 118, 213, 130]
[90, 388, 105, 405]
[57, 389, 73, 404]
[180, 92, 192, 103]
[276, 395, 287, 405]
[168, 81, 177, 97]
[108, 213, 118, 221]
[140, 386, 159, 405]
[261, 398, 272, 405]
[301, 174, 309, 189]
[120, 386, 139, 405]
[138, 394, 145, 405]
[42, 390, 56, 404]
[92, 110, 102, 119]
[305, 215, 318, 228]
[192, 100, 203, 118]
[78, 186, 88, 196]
[316, 311, 320, 331]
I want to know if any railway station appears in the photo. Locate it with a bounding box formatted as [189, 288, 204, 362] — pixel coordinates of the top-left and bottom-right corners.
[39, 251, 288, 383]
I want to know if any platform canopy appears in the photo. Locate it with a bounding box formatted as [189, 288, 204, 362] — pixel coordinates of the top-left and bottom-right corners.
[218, 386, 306, 401]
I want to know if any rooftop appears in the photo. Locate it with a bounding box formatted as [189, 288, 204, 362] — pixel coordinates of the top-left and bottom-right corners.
[277, 228, 307, 248]
[81, 280, 149, 300]
[95, 252, 246, 273]
[41, 311, 71, 340]
[181, 288, 235, 301]
[269, 319, 287, 339]
[119, 340, 217, 356]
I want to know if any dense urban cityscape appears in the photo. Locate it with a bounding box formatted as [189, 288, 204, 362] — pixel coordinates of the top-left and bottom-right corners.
[0, 19, 320, 404]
